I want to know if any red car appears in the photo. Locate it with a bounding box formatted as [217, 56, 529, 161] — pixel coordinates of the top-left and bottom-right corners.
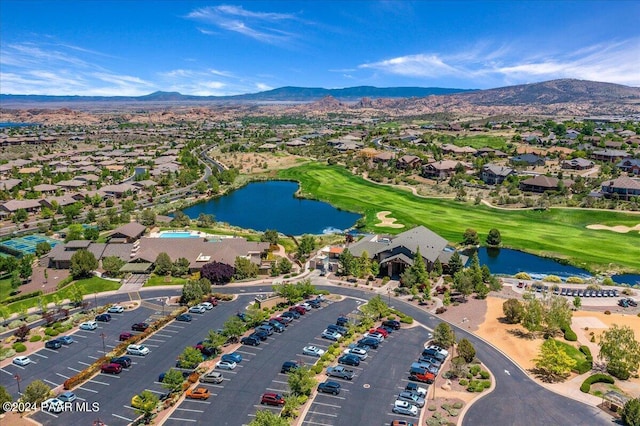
[119, 332, 133, 341]
[410, 372, 435, 384]
[206, 297, 218, 306]
[260, 392, 285, 406]
[372, 327, 389, 337]
[101, 363, 123, 374]
[289, 306, 306, 315]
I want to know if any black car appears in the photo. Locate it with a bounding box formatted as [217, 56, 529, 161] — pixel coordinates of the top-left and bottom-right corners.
[241, 336, 261, 346]
[421, 348, 445, 362]
[110, 356, 132, 368]
[131, 322, 149, 332]
[176, 314, 192, 322]
[318, 381, 341, 395]
[338, 354, 360, 366]
[282, 310, 300, 320]
[95, 313, 112, 322]
[357, 337, 379, 349]
[307, 299, 321, 308]
[251, 331, 269, 341]
[45, 339, 62, 350]
[327, 324, 347, 335]
[281, 361, 301, 374]
[382, 320, 401, 330]
[336, 316, 349, 327]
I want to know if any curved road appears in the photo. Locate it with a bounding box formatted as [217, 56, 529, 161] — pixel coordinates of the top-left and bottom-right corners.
[77, 282, 611, 426]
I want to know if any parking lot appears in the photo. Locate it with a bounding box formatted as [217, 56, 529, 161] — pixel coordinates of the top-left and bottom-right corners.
[162, 297, 361, 426]
[30, 296, 250, 426]
[301, 324, 431, 425]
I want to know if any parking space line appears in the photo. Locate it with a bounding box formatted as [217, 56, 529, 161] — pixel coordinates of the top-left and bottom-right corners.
[235, 350, 256, 356]
[155, 333, 172, 338]
[12, 364, 26, 370]
[41, 410, 58, 418]
[175, 407, 205, 413]
[183, 399, 211, 404]
[78, 386, 98, 393]
[78, 361, 92, 366]
[167, 417, 197, 422]
[266, 387, 287, 392]
[56, 373, 70, 379]
[307, 411, 337, 417]
[165, 324, 184, 329]
[43, 379, 59, 387]
[144, 344, 159, 347]
[73, 334, 87, 338]
[302, 420, 333, 425]
[146, 338, 166, 343]
[76, 396, 86, 401]
[272, 380, 288, 385]
[68, 367, 82, 373]
[112, 413, 133, 421]
[42, 349, 57, 355]
[87, 355, 99, 359]
[163, 329, 180, 333]
[89, 379, 111, 385]
[321, 394, 345, 400]
[145, 389, 164, 394]
[253, 404, 280, 410]
[312, 401, 341, 408]
[0, 368, 12, 375]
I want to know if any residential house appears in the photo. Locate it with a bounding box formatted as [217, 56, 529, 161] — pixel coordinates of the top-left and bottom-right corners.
[373, 152, 396, 165]
[481, 164, 516, 185]
[397, 155, 422, 170]
[56, 180, 86, 191]
[600, 176, 640, 200]
[591, 149, 628, 163]
[561, 158, 595, 170]
[0, 178, 22, 191]
[519, 176, 573, 193]
[421, 160, 469, 179]
[440, 144, 477, 156]
[510, 154, 546, 167]
[107, 222, 147, 243]
[617, 158, 640, 175]
[0, 199, 42, 213]
[99, 183, 138, 198]
[40, 195, 79, 209]
[476, 148, 508, 158]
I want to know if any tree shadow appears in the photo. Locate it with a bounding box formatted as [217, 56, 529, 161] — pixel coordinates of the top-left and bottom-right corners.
[507, 328, 536, 340]
[529, 367, 567, 383]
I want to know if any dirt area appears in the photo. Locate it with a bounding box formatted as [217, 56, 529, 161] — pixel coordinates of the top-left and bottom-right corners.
[0, 411, 37, 426]
[374, 211, 404, 228]
[435, 296, 488, 332]
[214, 151, 304, 174]
[16, 265, 69, 295]
[586, 223, 640, 233]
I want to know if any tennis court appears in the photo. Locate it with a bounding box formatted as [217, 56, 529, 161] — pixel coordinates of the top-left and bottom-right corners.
[0, 234, 61, 257]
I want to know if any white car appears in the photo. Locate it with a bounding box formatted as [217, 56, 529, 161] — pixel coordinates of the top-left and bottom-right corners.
[297, 302, 311, 311]
[425, 345, 449, 358]
[42, 398, 64, 413]
[79, 321, 98, 330]
[216, 360, 237, 370]
[189, 305, 206, 314]
[199, 302, 213, 310]
[302, 345, 326, 357]
[13, 356, 32, 366]
[363, 331, 384, 342]
[392, 400, 418, 416]
[321, 330, 342, 341]
[107, 305, 124, 313]
[126, 344, 150, 356]
[343, 347, 368, 360]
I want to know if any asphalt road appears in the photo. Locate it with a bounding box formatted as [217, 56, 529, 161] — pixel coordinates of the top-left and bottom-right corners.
[162, 297, 360, 426]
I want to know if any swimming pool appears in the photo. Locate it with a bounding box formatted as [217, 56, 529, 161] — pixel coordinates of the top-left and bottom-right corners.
[158, 231, 199, 239]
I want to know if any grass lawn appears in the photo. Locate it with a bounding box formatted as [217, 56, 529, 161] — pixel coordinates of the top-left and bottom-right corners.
[0, 278, 13, 301]
[277, 163, 640, 273]
[552, 339, 587, 365]
[3, 276, 120, 315]
[144, 275, 187, 287]
[453, 135, 509, 150]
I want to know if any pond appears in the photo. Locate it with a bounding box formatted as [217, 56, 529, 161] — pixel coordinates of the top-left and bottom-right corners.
[470, 247, 593, 280]
[612, 274, 640, 286]
[180, 180, 361, 235]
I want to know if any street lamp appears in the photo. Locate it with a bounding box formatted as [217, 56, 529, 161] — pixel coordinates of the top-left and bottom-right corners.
[14, 374, 21, 394]
[100, 332, 106, 355]
[94, 292, 98, 313]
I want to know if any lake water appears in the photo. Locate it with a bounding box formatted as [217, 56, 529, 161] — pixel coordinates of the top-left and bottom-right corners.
[0, 122, 40, 128]
[612, 274, 640, 286]
[471, 247, 592, 280]
[180, 180, 361, 235]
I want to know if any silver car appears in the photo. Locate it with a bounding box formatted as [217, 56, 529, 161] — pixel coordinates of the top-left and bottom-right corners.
[398, 390, 425, 408]
[392, 400, 418, 416]
[200, 371, 223, 383]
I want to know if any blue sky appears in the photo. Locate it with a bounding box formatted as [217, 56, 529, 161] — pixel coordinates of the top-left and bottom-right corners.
[1, 1, 639, 96]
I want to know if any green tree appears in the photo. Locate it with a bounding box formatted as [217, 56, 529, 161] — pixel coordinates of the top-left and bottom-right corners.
[10, 271, 21, 290]
[65, 223, 84, 242]
[222, 316, 246, 343]
[448, 251, 463, 275]
[522, 298, 545, 335]
[432, 258, 443, 277]
[21, 380, 51, 405]
[161, 368, 185, 392]
[573, 296, 582, 310]
[260, 230, 279, 245]
[599, 325, 640, 380]
[360, 295, 389, 321]
[172, 257, 190, 277]
[453, 270, 474, 301]
[543, 296, 572, 336]
[296, 234, 316, 260]
[534, 339, 576, 382]
[622, 398, 640, 426]
[248, 410, 289, 426]
[411, 247, 429, 285]
[502, 298, 524, 324]
[69, 249, 98, 279]
[35, 242, 52, 257]
[132, 389, 158, 422]
[101, 256, 125, 277]
[457, 338, 476, 363]
[177, 346, 204, 369]
[234, 257, 258, 280]
[463, 228, 480, 246]
[244, 303, 269, 328]
[288, 366, 316, 397]
[83, 227, 99, 241]
[277, 257, 292, 274]
[0, 385, 12, 414]
[486, 228, 502, 247]
[196, 213, 215, 228]
[338, 249, 356, 276]
[154, 252, 173, 276]
[433, 322, 456, 349]
[18, 256, 33, 281]
[181, 279, 204, 305]
[13, 208, 28, 223]
[139, 208, 156, 226]
[203, 330, 226, 356]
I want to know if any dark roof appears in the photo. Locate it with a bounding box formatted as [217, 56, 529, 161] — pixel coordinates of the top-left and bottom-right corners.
[109, 222, 147, 239]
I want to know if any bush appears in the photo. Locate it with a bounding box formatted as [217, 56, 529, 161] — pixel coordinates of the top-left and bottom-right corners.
[12, 343, 27, 352]
[580, 373, 615, 393]
[4, 290, 43, 305]
[452, 402, 464, 409]
[579, 346, 593, 361]
[469, 365, 481, 376]
[563, 327, 578, 342]
[575, 360, 593, 374]
[9, 320, 24, 329]
[543, 275, 561, 283]
[604, 310, 611, 315]
[566, 276, 584, 284]
[44, 328, 59, 337]
[428, 405, 437, 411]
[435, 307, 447, 314]
[0, 348, 16, 360]
[514, 272, 531, 280]
[29, 335, 42, 342]
[479, 370, 490, 379]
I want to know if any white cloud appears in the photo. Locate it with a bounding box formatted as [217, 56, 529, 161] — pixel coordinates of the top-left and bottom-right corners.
[360, 54, 461, 78]
[255, 83, 272, 91]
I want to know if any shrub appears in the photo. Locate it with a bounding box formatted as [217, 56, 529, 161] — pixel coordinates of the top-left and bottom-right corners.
[604, 310, 611, 315]
[566, 277, 584, 284]
[399, 314, 414, 324]
[428, 405, 437, 411]
[4, 290, 43, 304]
[580, 373, 615, 393]
[575, 360, 593, 374]
[381, 276, 390, 284]
[543, 275, 561, 283]
[0, 348, 16, 360]
[479, 370, 490, 379]
[9, 320, 24, 329]
[12, 343, 27, 352]
[435, 307, 447, 314]
[563, 327, 578, 342]
[482, 380, 491, 388]
[29, 335, 42, 342]
[452, 402, 464, 409]
[26, 314, 40, 323]
[579, 346, 593, 361]
[514, 272, 531, 280]
[469, 365, 481, 376]
[44, 328, 59, 337]
[459, 379, 468, 386]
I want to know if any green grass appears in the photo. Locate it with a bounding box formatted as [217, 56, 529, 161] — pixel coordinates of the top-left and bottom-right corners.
[2, 276, 120, 315]
[144, 275, 188, 287]
[552, 339, 587, 364]
[453, 135, 509, 150]
[277, 163, 640, 273]
[0, 278, 13, 301]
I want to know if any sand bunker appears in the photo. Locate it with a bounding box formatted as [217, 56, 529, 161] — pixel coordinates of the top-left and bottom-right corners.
[374, 211, 404, 228]
[586, 223, 640, 233]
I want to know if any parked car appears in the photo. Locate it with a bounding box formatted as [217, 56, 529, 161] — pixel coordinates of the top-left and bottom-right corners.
[101, 363, 123, 374]
[57, 391, 77, 403]
[176, 314, 192, 322]
[371, 327, 389, 337]
[200, 302, 214, 310]
[200, 371, 224, 384]
[126, 344, 150, 356]
[216, 360, 237, 370]
[382, 320, 401, 330]
[282, 310, 300, 320]
[186, 387, 210, 400]
[256, 324, 274, 335]
[80, 321, 98, 330]
[327, 324, 348, 335]
[302, 345, 325, 357]
[45, 339, 62, 350]
[107, 305, 124, 313]
[241, 336, 261, 346]
[119, 332, 133, 341]
[131, 322, 149, 332]
[409, 371, 435, 384]
[321, 329, 342, 341]
[343, 347, 368, 360]
[405, 383, 427, 398]
[363, 331, 384, 342]
[357, 337, 379, 349]
[251, 331, 269, 341]
[281, 360, 301, 374]
[95, 313, 111, 322]
[338, 354, 361, 366]
[307, 299, 321, 308]
[13, 356, 32, 366]
[392, 400, 418, 417]
[336, 316, 349, 326]
[297, 302, 312, 311]
[266, 320, 285, 332]
[271, 316, 291, 326]
[110, 356, 132, 368]
[317, 381, 341, 395]
[57, 336, 74, 345]
[289, 306, 306, 315]
[398, 390, 425, 408]
[222, 352, 242, 363]
[260, 392, 285, 406]
[189, 305, 206, 314]
[42, 398, 64, 413]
